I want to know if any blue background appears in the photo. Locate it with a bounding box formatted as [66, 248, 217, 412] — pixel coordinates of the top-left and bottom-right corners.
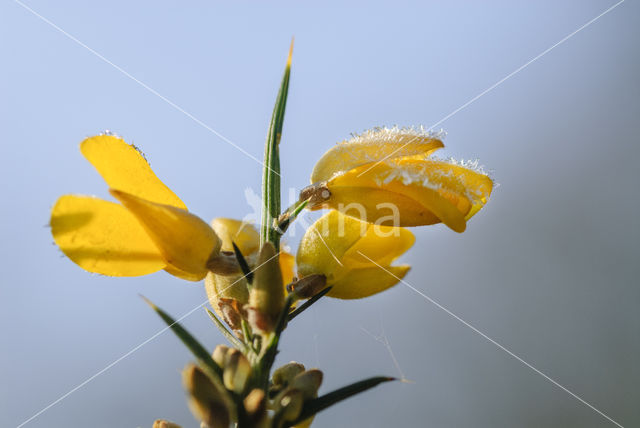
[1, 1, 638, 427]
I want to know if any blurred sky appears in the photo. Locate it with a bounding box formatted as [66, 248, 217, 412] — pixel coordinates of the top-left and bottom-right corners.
[1, 1, 639, 427]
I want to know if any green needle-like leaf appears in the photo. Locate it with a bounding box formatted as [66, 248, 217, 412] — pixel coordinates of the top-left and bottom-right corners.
[232, 241, 254, 284]
[142, 296, 222, 379]
[261, 39, 293, 249]
[287, 286, 332, 321]
[205, 308, 247, 352]
[288, 376, 396, 426]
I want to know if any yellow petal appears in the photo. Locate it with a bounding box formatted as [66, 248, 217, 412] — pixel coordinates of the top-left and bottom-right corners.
[51, 195, 165, 276]
[328, 265, 410, 299]
[110, 189, 220, 281]
[326, 161, 469, 231]
[80, 135, 187, 209]
[341, 225, 415, 269]
[164, 265, 212, 282]
[279, 250, 296, 288]
[296, 211, 370, 280]
[316, 185, 441, 225]
[210, 218, 260, 254]
[393, 158, 493, 221]
[296, 211, 412, 299]
[387, 181, 467, 232]
[311, 127, 443, 183]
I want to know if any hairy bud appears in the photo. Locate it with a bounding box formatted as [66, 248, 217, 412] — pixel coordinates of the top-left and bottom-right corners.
[222, 349, 252, 394]
[290, 369, 323, 399]
[244, 389, 268, 426]
[279, 389, 305, 422]
[182, 364, 233, 428]
[247, 243, 284, 332]
[272, 362, 306, 387]
[212, 345, 230, 368]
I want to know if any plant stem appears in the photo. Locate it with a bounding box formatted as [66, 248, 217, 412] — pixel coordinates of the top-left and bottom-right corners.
[275, 198, 308, 236]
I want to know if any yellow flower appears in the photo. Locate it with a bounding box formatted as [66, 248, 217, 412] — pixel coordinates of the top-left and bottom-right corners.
[307, 126, 493, 232]
[50, 134, 221, 281]
[296, 210, 414, 299]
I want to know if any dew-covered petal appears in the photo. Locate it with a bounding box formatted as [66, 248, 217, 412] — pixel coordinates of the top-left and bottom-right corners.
[315, 185, 442, 226]
[328, 265, 410, 299]
[311, 127, 444, 183]
[110, 189, 220, 281]
[210, 218, 260, 255]
[327, 161, 468, 231]
[386, 182, 467, 232]
[81, 135, 187, 209]
[392, 158, 493, 221]
[50, 195, 166, 276]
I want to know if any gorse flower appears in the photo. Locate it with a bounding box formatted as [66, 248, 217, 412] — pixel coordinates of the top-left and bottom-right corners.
[305, 126, 493, 233]
[49, 43, 495, 428]
[50, 134, 221, 281]
[296, 210, 414, 299]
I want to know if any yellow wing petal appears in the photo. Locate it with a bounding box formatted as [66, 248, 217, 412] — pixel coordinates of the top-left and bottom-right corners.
[328, 265, 410, 299]
[296, 211, 368, 280]
[341, 225, 415, 269]
[110, 189, 220, 281]
[51, 195, 165, 276]
[80, 135, 187, 209]
[311, 127, 443, 183]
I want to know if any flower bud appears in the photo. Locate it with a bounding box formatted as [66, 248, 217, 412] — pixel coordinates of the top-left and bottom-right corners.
[289, 369, 323, 399]
[205, 271, 249, 336]
[279, 389, 305, 422]
[152, 420, 181, 428]
[212, 345, 230, 368]
[248, 242, 285, 332]
[182, 364, 233, 428]
[244, 389, 268, 427]
[244, 388, 266, 415]
[222, 349, 252, 394]
[272, 362, 306, 387]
